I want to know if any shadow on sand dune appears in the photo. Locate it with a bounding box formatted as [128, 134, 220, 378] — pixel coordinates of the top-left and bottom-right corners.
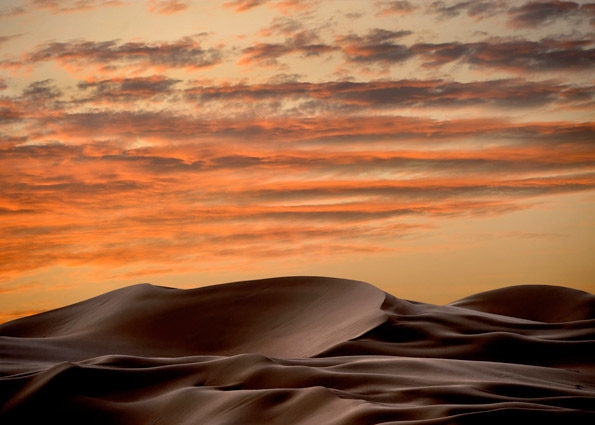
[1, 277, 594, 424]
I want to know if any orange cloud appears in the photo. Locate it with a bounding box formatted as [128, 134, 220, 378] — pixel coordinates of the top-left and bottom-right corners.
[148, 0, 188, 15]
[224, 0, 317, 13]
[1, 127, 592, 281]
[224, 0, 269, 12]
[0, 281, 40, 294]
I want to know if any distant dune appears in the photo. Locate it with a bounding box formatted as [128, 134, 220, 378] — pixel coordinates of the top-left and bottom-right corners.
[1, 277, 594, 424]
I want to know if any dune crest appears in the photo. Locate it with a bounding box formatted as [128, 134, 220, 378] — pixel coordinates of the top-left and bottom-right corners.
[448, 284, 595, 323]
[1, 277, 594, 424]
[0, 277, 386, 362]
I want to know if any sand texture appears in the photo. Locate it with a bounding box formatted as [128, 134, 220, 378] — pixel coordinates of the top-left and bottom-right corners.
[1, 277, 594, 424]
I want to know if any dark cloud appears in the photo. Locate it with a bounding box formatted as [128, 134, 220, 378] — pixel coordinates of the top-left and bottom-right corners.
[507, 1, 580, 28]
[425, 1, 592, 25]
[340, 34, 595, 72]
[24, 108, 593, 149]
[77, 76, 180, 102]
[338, 29, 414, 64]
[259, 17, 303, 37]
[266, 73, 304, 83]
[0, 34, 22, 45]
[0, 105, 21, 123]
[186, 78, 594, 110]
[240, 30, 337, 66]
[430, 1, 507, 20]
[377, 1, 416, 15]
[445, 38, 595, 71]
[22, 79, 62, 101]
[26, 37, 222, 72]
[352, 29, 413, 45]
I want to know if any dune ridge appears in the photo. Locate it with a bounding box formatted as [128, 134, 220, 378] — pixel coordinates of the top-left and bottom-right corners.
[1, 277, 594, 424]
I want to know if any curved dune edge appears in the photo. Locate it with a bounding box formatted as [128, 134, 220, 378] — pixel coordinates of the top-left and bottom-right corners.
[448, 284, 595, 323]
[0, 277, 387, 362]
[1, 277, 594, 424]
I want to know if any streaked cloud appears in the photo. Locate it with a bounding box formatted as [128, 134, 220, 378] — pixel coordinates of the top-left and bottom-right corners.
[340, 33, 594, 73]
[428, 0, 509, 20]
[430, 0, 508, 20]
[0, 281, 39, 294]
[507, 1, 581, 28]
[224, 0, 269, 12]
[77, 76, 181, 103]
[24, 37, 222, 75]
[184, 78, 594, 110]
[0, 34, 22, 45]
[5, 0, 125, 15]
[224, 0, 317, 13]
[147, 0, 189, 15]
[337, 29, 414, 64]
[239, 30, 336, 66]
[22, 79, 62, 101]
[377, 1, 417, 16]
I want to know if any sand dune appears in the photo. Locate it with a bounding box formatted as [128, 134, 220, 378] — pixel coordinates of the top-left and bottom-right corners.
[1, 277, 594, 424]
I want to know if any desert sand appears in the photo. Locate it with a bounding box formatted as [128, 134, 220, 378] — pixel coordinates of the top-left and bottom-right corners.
[1, 276, 594, 424]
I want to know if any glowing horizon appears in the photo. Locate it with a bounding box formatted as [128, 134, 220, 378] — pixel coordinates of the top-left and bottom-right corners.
[0, 0, 594, 322]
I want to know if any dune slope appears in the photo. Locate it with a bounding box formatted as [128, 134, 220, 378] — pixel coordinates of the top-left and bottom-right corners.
[1, 277, 594, 424]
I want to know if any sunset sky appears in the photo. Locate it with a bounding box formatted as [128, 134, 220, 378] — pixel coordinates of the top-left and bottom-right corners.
[0, 0, 594, 322]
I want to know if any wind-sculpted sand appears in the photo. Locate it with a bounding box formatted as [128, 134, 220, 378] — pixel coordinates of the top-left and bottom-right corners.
[1, 277, 594, 424]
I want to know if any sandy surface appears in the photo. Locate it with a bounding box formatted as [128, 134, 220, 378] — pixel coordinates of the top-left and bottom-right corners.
[1, 276, 594, 424]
